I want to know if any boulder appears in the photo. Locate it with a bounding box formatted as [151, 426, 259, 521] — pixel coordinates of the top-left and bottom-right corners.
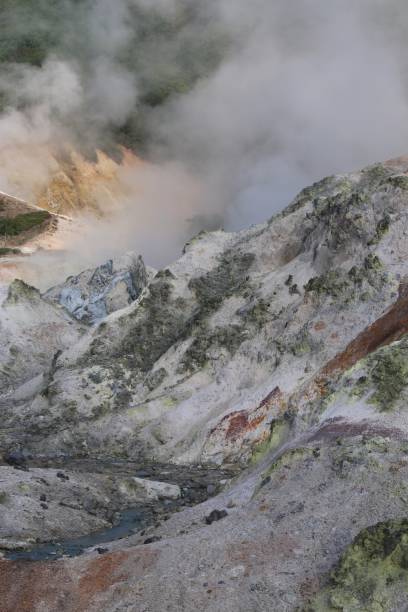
[120, 477, 181, 502]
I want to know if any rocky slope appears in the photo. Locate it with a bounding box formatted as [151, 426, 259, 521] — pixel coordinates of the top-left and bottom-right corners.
[3, 158, 408, 610]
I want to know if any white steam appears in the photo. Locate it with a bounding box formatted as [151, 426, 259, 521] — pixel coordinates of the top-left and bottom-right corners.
[152, 0, 408, 229]
[1, 0, 408, 274]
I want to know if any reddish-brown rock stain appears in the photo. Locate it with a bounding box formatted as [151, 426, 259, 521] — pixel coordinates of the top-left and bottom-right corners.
[0, 559, 73, 612]
[225, 412, 266, 441]
[227, 534, 298, 576]
[77, 550, 131, 611]
[0, 547, 159, 612]
[320, 293, 408, 381]
[211, 387, 285, 443]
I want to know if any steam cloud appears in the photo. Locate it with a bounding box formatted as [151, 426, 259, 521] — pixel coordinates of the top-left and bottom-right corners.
[1, 0, 408, 272]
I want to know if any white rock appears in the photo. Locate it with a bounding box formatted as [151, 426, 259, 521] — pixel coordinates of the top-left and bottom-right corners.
[131, 477, 181, 501]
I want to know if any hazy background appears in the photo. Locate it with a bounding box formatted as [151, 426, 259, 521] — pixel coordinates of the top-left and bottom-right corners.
[1, 0, 408, 268]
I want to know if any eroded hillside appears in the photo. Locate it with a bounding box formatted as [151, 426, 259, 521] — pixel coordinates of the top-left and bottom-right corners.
[2, 158, 408, 610]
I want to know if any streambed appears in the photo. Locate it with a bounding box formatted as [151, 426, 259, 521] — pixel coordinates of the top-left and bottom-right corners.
[1, 457, 236, 562]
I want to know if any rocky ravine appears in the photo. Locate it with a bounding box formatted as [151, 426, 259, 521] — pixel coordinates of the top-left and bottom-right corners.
[3, 158, 408, 610]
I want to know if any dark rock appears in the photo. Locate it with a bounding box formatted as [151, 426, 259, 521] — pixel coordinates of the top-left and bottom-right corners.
[40, 494, 47, 502]
[143, 536, 162, 545]
[4, 449, 28, 470]
[56, 472, 69, 481]
[289, 502, 305, 515]
[41, 503, 48, 510]
[289, 283, 300, 295]
[205, 509, 228, 525]
[97, 547, 109, 555]
[135, 470, 150, 478]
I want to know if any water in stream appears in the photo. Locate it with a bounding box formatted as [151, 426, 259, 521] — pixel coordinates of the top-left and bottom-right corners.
[6, 507, 147, 562]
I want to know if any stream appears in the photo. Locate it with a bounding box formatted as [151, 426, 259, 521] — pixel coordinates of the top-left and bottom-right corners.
[6, 508, 147, 562]
[2, 457, 237, 562]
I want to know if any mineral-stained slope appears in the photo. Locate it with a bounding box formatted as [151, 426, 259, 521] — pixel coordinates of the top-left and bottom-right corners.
[3, 158, 408, 610]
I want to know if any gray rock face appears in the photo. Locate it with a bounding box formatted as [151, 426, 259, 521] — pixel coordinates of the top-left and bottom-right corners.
[44, 252, 151, 324]
[0, 279, 84, 395]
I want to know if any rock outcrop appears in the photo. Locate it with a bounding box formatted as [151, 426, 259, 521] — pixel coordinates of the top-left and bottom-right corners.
[0, 278, 84, 396]
[3, 158, 408, 610]
[44, 253, 152, 325]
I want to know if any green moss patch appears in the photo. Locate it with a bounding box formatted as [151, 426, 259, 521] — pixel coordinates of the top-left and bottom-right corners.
[279, 175, 353, 219]
[369, 214, 391, 246]
[384, 175, 408, 190]
[251, 417, 291, 466]
[177, 250, 256, 373]
[304, 256, 386, 303]
[349, 339, 408, 412]
[308, 519, 408, 611]
[189, 250, 255, 315]
[180, 324, 247, 373]
[108, 279, 190, 374]
[369, 347, 408, 412]
[305, 270, 349, 299]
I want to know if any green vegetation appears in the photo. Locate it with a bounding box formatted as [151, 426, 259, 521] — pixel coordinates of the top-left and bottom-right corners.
[105, 278, 190, 374]
[5, 278, 40, 304]
[0, 1, 61, 66]
[289, 328, 316, 357]
[368, 214, 391, 246]
[384, 175, 408, 190]
[348, 339, 408, 412]
[0, 247, 20, 256]
[360, 162, 392, 186]
[308, 190, 371, 251]
[308, 519, 408, 611]
[180, 324, 247, 372]
[375, 214, 391, 239]
[237, 298, 271, 330]
[304, 256, 386, 303]
[304, 270, 350, 299]
[287, 166, 400, 254]
[259, 446, 313, 483]
[178, 250, 256, 372]
[251, 417, 291, 466]
[189, 251, 256, 314]
[279, 175, 351, 218]
[368, 344, 408, 411]
[0, 211, 50, 236]
[87, 249, 255, 378]
[145, 367, 168, 391]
